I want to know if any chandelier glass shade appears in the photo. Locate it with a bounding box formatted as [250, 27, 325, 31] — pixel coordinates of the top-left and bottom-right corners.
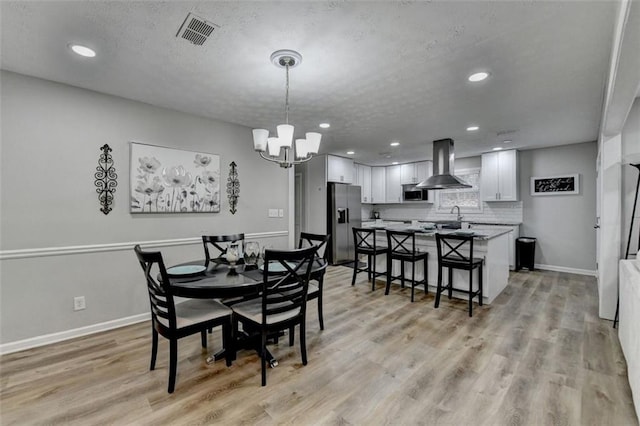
[252, 50, 321, 168]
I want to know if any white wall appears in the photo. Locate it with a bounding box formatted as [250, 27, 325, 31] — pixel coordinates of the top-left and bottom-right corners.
[621, 98, 640, 258]
[0, 71, 290, 347]
[520, 142, 598, 273]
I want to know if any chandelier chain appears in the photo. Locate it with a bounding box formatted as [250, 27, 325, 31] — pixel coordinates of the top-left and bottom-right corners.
[284, 61, 290, 125]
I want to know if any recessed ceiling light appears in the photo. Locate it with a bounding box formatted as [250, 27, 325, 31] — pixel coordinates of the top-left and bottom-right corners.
[319, 123, 330, 129]
[390, 141, 400, 147]
[69, 44, 96, 58]
[503, 140, 512, 144]
[468, 72, 489, 82]
[492, 147, 503, 151]
[347, 151, 355, 155]
[466, 126, 479, 131]
[392, 161, 399, 165]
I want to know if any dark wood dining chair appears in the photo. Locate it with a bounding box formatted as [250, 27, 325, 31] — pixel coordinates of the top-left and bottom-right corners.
[231, 246, 317, 386]
[202, 233, 245, 264]
[134, 245, 233, 393]
[434, 233, 484, 317]
[298, 232, 331, 330]
[385, 230, 428, 302]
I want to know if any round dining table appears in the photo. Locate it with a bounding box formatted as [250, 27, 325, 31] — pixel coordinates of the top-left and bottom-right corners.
[167, 258, 327, 299]
[168, 259, 264, 299]
[165, 257, 327, 366]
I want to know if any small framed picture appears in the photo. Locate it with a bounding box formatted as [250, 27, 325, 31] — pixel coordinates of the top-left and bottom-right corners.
[530, 174, 579, 196]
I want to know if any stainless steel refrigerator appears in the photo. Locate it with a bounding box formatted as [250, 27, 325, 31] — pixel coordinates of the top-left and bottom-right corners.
[327, 183, 362, 265]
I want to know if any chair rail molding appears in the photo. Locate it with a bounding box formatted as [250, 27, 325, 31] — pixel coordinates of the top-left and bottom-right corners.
[0, 231, 288, 260]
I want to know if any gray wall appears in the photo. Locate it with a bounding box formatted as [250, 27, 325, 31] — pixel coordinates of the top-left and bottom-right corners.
[520, 142, 597, 271]
[296, 155, 328, 235]
[455, 156, 482, 170]
[621, 98, 640, 257]
[0, 71, 290, 344]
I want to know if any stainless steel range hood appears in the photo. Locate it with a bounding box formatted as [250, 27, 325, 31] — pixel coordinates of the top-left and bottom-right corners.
[416, 138, 471, 189]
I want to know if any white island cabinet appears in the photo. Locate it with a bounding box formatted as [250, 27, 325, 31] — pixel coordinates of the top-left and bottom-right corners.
[469, 223, 520, 270]
[366, 228, 510, 304]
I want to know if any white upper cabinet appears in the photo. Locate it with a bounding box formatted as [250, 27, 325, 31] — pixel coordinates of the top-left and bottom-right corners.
[385, 165, 402, 203]
[400, 161, 431, 185]
[481, 150, 519, 201]
[327, 155, 354, 184]
[354, 163, 372, 203]
[400, 163, 417, 185]
[416, 161, 431, 184]
[370, 167, 386, 204]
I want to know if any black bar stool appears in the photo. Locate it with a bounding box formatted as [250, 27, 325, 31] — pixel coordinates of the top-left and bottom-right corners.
[351, 227, 388, 291]
[385, 230, 428, 302]
[434, 233, 483, 317]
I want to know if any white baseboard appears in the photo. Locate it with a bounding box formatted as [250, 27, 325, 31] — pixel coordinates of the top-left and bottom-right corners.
[534, 263, 597, 277]
[0, 313, 150, 355]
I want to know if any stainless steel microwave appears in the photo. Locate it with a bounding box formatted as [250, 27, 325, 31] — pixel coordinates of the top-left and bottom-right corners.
[403, 186, 429, 201]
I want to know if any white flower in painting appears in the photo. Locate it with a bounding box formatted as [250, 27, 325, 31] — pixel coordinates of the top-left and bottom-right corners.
[202, 170, 217, 185]
[202, 193, 219, 211]
[135, 176, 165, 195]
[162, 166, 192, 188]
[194, 154, 212, 168]
[138, 157, 161, 173]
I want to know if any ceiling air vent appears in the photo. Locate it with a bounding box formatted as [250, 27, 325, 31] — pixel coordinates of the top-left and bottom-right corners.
[176, 13, 217, 46]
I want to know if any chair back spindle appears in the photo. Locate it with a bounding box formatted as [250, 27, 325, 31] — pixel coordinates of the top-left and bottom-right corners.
[261, 247, 317, 326]
[202, 234, 245, 264]
[134, 245, 177, 331]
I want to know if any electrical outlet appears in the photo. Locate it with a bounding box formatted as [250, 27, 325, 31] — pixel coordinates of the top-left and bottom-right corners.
[268, 209, 278, 218]
[74, 296, 86, 311]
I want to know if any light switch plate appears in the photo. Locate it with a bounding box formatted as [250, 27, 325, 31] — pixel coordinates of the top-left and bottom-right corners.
[268, 209, 278, 218]
[278, 209, 284, 217]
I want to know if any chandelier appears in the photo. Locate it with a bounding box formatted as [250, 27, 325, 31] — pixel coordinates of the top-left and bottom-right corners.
[252, 50, 321, 168]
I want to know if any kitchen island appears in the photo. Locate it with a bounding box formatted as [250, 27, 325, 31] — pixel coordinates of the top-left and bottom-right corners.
[363, 225, 511, 304]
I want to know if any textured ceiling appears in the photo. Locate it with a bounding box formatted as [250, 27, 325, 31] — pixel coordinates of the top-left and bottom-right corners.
[1, 1, 618, 165]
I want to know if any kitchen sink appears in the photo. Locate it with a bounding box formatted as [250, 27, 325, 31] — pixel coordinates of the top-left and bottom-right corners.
[431, 220, 462, 229]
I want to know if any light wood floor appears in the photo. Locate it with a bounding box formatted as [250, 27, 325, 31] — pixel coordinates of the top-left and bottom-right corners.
[1, 266, 637, 425]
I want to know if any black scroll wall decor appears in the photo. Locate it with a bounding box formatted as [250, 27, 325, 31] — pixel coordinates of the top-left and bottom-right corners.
[94, 144, 118, 214]
[227, 161, 240, 214]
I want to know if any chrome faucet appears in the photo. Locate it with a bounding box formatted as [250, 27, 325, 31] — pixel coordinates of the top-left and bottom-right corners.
[450, 205, 463, 222]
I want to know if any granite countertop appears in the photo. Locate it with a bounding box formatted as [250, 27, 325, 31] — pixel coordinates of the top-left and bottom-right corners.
[366, 224, 511, 240]
[362, 218, 522, 226]
[468, 220, 522, 226]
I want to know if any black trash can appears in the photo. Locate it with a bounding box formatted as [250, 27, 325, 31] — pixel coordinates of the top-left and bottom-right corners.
[516, 237, 536, 271]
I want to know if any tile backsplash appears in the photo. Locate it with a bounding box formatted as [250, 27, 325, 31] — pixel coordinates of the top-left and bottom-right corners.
[363, 202, 523, 223]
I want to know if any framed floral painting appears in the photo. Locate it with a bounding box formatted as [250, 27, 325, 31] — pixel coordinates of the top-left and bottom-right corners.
[130, 142, 220, 213]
